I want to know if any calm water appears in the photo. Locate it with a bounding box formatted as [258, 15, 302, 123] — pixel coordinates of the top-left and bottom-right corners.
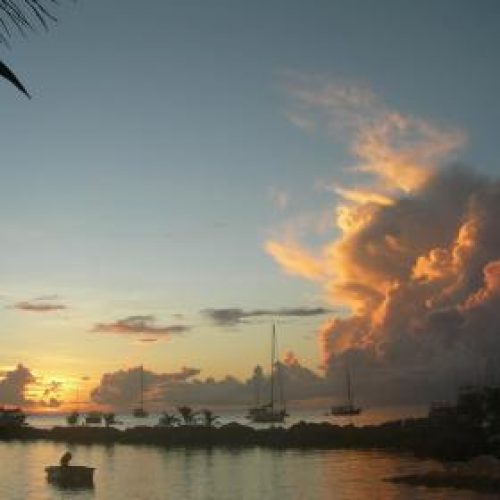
[0, 442, 495, 500]
[26, 405, 428, 430]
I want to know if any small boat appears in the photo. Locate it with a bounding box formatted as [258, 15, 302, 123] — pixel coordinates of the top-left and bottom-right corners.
[248, 404, 288, 423]
[84, 411, 103, 425]
[66, 411, 79, 425]
[133, 407, 148, 418]
[247, 324, 288, 423]
[0, 407, 26, 427]
[330, 404, 361, 416]
[45, 466, 94, 487]
[103, 412, 118, 426]
[133, 365, 149, 418]
[330, 365, 362, 416]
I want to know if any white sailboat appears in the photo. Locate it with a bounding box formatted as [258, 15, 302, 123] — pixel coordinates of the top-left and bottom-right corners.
[133, 365, 148, 418]
[330, 365, 362, 416]
[247, 324, 287, 423]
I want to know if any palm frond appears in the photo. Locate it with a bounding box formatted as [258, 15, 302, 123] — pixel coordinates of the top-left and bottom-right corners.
[0, 58, 30, 96]
[0, 1, 74, 97]
[0, 0, 63, 44]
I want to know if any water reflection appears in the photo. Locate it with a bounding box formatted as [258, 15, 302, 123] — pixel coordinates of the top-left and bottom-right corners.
[0, 442, 496, 499]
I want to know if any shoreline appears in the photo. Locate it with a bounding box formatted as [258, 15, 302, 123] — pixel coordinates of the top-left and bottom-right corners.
[0, 417, 497, 462]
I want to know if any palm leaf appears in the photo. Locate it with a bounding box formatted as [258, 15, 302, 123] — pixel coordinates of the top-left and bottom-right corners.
[0, 1, 60, 41]
[0, 1, 71, 96]
[0, 58, 29, 96]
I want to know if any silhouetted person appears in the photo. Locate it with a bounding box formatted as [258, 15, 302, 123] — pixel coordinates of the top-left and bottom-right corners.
[60, 451, 72, 467]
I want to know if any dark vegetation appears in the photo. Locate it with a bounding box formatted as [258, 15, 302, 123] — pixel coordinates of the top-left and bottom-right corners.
[0, 388, 498, 461]
[2, 387, 498, 461]
[0, 415, 497, 462]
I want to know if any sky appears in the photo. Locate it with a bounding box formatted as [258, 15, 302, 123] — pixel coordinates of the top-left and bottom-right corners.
[1, 0, 500, 411]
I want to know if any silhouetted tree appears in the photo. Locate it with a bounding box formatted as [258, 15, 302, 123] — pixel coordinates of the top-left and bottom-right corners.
[200, 409, 219, 427]
[177, 406, 197, 425]
[0, 0, 73, 96]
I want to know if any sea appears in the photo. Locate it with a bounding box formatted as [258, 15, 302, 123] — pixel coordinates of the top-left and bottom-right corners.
[0, 409, 495, 499]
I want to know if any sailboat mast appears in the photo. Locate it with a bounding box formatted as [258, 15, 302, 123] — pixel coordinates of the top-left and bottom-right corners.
[140, 365, 144, 409]
[346, 366, 352, 406]
[270, 324, 275, 410]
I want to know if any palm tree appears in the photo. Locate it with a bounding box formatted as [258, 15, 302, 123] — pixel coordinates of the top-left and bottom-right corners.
[200, 409, 219, 428]
[0, 0, 72, 96]
[177, 406, 197, 426]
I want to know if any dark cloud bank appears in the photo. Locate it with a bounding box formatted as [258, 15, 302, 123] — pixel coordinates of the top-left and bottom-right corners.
[92, 315, 189, 337]
[203, 307, 332, 326]
[90, 361, 329, 409]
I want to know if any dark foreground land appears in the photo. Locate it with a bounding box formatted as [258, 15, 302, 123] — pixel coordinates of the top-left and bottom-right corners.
[2, 418, 500, 494]
[0, 417, 498, 462]
[387, 470, 500, 494]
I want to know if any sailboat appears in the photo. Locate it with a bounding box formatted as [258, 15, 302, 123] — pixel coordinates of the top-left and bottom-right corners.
[330, 365, 362, 416]
[247, 324, 287, 423]
[66, 387, 80, 425]
[133, 365, 149, 418]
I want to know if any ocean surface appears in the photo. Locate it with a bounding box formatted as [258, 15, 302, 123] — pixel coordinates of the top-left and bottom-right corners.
[2, 409, 494, 499]
[0, 441, 495, 500]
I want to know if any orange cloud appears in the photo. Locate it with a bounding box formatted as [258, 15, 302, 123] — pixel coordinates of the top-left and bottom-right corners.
[264, 240, 325, 281]
[266, 79, 500, 403]
[283, 350, 300, 367]
[354, 113, 464, 192]
[334, 186, 394, 206]
[462, 260, 500, 310]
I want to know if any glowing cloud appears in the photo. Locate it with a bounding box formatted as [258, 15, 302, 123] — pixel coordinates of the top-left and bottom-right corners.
[267, 79, 500, 404]
[264, 241, 325, 281]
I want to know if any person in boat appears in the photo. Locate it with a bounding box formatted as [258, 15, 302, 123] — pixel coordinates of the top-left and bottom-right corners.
[60, 451, 72, 467]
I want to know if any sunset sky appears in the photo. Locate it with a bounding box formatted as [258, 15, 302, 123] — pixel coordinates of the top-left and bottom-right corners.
[1, 0, 500, 410]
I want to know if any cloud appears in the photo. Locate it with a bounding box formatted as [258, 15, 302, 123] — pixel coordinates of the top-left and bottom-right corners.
[285, 75, 465, 193]
[0, 364, 36, 406]
[267, 79, 500, 404]
[0, 364, 62, 407]
[90, 357, 329, 408]
[202, 306, 332, 326]
[264, 241, 325, 281]
[91, 366, 202, 407]
[13, 301, 67, 312]
[92, 315, 190, 337]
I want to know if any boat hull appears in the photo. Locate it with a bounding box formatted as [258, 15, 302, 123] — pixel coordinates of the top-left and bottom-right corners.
[330, 405, 362, 416]
[251, 413, 286, 423]
[0, 407, 26, 427]
[85, 412, 103, 425]
[45, 466, 94, 487]
[247, 407, 287, 423]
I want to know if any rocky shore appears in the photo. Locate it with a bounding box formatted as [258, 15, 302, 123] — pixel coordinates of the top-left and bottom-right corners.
[386, 455, 500, 494]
